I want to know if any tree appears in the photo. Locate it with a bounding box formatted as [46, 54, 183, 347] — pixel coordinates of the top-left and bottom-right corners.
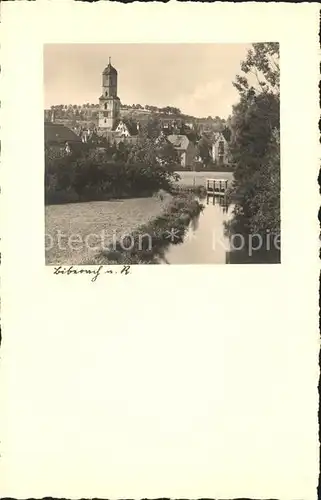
[222, 125, 231, 142]
[112, 141, 129, 163]
[171, 106, 181, 115]
[141, 117, 161, 140]
[249, 128, 280, 234]
[126, 137, 157, 166]
[155, 139, 180, 168]
[229, 42, 280, 243]
[196, 135, 211, 166]
[233, 42, 279, 98]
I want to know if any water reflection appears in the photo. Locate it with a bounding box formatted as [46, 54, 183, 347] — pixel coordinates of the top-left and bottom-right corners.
[223, 212, 281, 264]
[190, 215, 200, 232]
[206, 193, 230, 213]
[158, 192, 280, 265]
[159, 194, 234, 264]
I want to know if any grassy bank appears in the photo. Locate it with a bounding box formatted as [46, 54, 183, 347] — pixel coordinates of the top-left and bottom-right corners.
[45, 193, 173, 265]
[88, 192, 204, 265]
[171, 184, 207, 198]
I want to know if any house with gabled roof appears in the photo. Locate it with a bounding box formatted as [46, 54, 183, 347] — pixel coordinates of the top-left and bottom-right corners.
[211, 129, 231, 165]
[113, 119, 140, 138]
[44, 122, 82, 154]
[166, 134, 196, 168]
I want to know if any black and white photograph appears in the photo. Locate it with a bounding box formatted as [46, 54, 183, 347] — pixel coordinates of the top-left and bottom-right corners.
[44, 43, 280, 265]
[2, 2, 319, 500]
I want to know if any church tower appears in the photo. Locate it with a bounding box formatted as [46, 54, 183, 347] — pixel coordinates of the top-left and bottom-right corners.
[98, 58, 121, 130]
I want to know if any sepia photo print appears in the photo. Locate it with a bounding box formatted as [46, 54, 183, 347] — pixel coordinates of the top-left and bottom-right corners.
[44, 43, 280, 265]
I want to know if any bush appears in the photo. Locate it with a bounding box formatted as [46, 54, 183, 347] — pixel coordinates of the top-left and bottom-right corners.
[45, 146, 179, 204]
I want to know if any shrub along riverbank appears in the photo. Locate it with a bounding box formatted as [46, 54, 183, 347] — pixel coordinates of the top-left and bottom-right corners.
[86, 191, 204, 265]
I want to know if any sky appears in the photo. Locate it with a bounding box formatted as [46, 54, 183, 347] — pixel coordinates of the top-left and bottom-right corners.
[44, 43, 251, 119]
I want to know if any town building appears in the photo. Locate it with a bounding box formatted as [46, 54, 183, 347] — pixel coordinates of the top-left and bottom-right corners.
[211, 130, 230, 165]
[166, 134, 197, 168]
[44, 122, 82, 153]
[113, 119, 140, 140]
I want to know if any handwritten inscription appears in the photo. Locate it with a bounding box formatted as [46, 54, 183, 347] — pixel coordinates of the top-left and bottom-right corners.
[53, 265, 131, 282]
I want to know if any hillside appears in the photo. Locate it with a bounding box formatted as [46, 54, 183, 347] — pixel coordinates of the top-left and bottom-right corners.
[45, 104, 227, 136]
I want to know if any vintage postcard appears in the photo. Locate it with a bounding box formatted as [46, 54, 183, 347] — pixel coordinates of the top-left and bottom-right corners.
[1, 2, 319, 500]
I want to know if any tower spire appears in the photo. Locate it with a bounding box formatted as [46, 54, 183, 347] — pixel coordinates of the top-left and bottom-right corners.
[109, 57, 111, 65]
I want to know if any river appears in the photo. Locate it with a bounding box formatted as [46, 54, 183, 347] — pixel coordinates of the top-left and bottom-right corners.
[158, 195, 234, 264]
[158, 192, 280, 265]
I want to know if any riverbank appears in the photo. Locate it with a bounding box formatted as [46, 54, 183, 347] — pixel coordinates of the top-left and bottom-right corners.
[87, 191, 204, 265]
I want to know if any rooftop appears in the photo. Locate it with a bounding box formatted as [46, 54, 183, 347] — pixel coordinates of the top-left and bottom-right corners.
[113, 119, 139, 136]
[44, 122, 82, 144]
[167, 134, 190, 150]
[103, 59, 117, 76]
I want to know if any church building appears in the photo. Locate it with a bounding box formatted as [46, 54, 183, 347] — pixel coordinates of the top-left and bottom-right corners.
[98, 58, 121, 130]
[98, 59, 140, 144]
